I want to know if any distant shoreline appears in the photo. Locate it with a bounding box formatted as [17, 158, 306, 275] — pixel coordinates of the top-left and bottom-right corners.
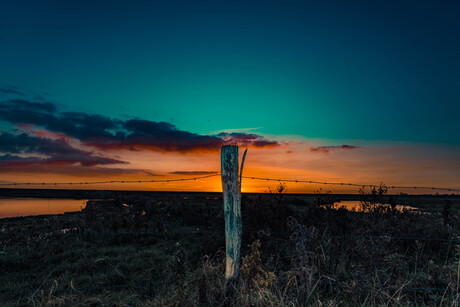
[0, 188, 458, 199]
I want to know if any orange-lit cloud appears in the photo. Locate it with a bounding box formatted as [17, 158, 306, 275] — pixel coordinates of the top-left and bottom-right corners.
[0, 100, 279, 154]
[310, 144, 360, 154]
[1, 100, 459, 194]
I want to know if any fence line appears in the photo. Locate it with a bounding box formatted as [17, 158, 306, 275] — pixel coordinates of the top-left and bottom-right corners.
[241, 176, 460, 192]
[1, 146, 459, 301]
[0, 173, 220, 186]
[0, 173, 459, 192]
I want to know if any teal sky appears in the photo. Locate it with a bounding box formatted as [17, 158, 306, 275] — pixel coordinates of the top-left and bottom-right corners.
[0, 0, 459, 144]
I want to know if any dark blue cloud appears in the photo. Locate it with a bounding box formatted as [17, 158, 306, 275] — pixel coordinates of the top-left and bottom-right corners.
[310, 145, 360, 154]
[0, 88, 26, 96]
[0, 131, 127, 167]
[0, 100, 280, 153]
[1, 99, 56, 113]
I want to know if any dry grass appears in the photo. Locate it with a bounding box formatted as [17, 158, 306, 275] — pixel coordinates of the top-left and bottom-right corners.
[1, 191, 460, 305]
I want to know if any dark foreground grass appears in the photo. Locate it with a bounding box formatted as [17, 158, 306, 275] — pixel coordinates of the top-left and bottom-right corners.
[1, 190, 460, 306]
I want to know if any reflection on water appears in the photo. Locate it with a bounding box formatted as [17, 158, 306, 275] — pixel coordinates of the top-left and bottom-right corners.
[328, 200, 417, 212]
[0, 198, 88, 219]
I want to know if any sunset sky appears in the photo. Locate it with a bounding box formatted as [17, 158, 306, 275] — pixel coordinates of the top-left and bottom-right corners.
[0, 0, 459, 193]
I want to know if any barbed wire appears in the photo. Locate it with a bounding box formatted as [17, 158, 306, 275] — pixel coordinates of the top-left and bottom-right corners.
[0, 173, 459, 192]
[0, 173, 220, 187]
[241, 176, 460, 192]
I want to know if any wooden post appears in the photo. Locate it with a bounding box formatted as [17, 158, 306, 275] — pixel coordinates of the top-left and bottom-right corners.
[221, 145, 247, 294]
[221, 145, 242, 282]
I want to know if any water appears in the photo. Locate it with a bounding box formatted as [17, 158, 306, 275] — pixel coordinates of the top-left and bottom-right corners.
[330, 200, 417, 212]
[0, 198, 88, 219]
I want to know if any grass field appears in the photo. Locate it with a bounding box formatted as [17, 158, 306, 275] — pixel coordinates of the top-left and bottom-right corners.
[1, 188, 460, 306]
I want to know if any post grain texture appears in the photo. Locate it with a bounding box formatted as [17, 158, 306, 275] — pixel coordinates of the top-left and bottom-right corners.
[221, 145, 242, 282]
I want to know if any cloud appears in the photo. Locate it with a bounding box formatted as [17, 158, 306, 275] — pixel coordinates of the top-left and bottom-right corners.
[0, 131, 127, 168]
[143, 171, 163, 176]
[0, 100, 118, 141]
[218, 132, 279, 148]
[169, 171, 219, 175]
[310, 144, 360, 154]
[0, 88, 26, 96]
[99, 118, 224, 152]
[0, 99, 280, 153]
[211, 127, 262, 134]
[0, 99, 56, 114]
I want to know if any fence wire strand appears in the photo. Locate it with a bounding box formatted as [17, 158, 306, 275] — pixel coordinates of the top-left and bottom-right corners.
[0, 173, 459, 192]
[241, 176, 460, 192]
[0, 173, 220, 186]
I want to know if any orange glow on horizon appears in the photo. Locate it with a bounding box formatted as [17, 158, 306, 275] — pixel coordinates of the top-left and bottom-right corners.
[3, 167, 458, 195]
[1, 143, 459, 195]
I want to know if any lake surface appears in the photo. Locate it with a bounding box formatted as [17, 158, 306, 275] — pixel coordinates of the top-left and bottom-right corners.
[0, 198, 88, 219]
[0, 198, 420, 219]
[331, 200, 417, 211]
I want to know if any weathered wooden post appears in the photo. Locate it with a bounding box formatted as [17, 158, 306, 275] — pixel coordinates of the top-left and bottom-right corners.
[221, 145, 247, 299]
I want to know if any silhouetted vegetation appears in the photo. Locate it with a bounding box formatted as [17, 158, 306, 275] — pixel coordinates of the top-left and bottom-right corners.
[1, 190, 460, 305]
